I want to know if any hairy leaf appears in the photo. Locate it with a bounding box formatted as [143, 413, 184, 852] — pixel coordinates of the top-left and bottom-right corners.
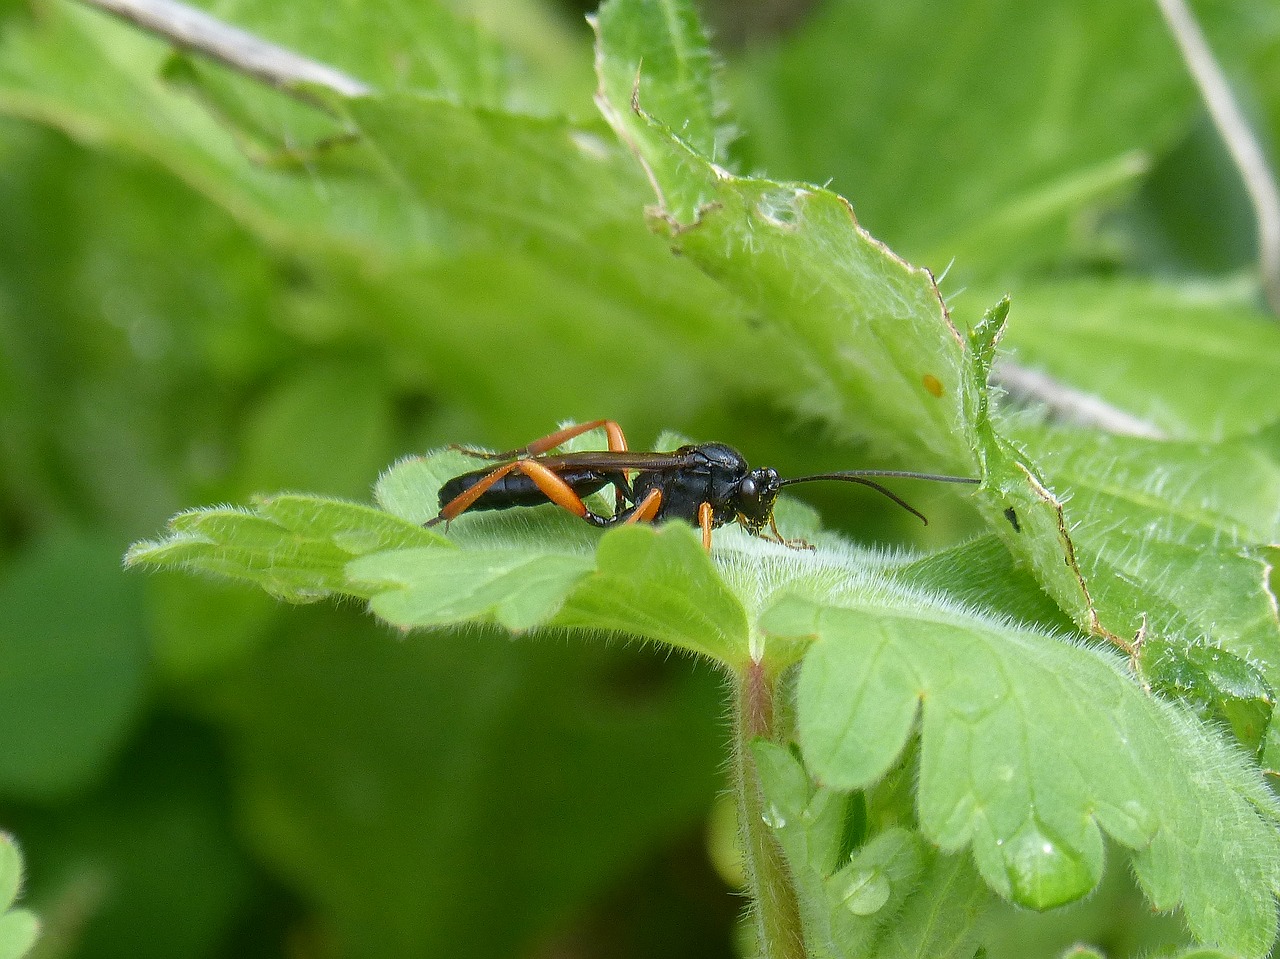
[999, 279, 1280, 442]
[0, 834, 36, 959]
[0, 835, 19, 912]
[595, 4, 1176, 670]
[591, 0, 720, 220]
[725, 0, 1276, 280]
[351, 546, 594, 633]
[762, 594, 1280, 954]
[129, 429, 1280, 952]
[592, 3, 1280, 752]
[1010, 424, 1280, 690]
[126, 494, 448, 602]
[367, 451, 751, 661]
[595, 0, 979, 471]
[967, 309, 1280, 738]
[753, 741, 991, 959]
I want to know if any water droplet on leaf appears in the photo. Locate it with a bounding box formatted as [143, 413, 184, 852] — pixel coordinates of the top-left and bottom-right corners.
[1000, 817, 1095, 910]
[839, 868, 891, 916]
[761, 804, 787, 829]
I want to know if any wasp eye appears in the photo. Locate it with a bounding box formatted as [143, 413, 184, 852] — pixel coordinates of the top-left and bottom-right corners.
[740, 477, 757, 498]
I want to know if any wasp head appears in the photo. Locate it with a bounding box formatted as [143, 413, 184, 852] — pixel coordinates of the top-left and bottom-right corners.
[734, 467, 783, 533]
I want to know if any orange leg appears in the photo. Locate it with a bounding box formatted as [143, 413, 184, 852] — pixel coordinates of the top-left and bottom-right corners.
[767, 513, 814, 551]
[768, 515, 785, 544]
[623, 487, 663, 525]
[451, 419, 631, 516]
[431, 460, 523, 525]
[514, 459, 590, 517]
[431, 457, 592, 526]
[454, 419, 629, 460]
[698, 502, 714, 551]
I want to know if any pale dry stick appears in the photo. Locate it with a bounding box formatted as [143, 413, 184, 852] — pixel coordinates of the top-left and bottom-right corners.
[1155, 0, 1280, 315]
[74, 0, 372, 101]
[992, 360, 1169, 439]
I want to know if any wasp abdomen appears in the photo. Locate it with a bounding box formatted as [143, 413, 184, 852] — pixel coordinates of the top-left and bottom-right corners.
[438, 466, 614, 513]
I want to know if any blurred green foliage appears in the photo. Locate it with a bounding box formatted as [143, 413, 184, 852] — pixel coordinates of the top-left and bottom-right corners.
[1, 0, 1279, 956]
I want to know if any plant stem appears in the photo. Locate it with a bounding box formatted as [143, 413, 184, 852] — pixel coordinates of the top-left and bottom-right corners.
[1154, 0, 1280, 315]
[734, 659, 805, 959]
[76, 0, 372, 100]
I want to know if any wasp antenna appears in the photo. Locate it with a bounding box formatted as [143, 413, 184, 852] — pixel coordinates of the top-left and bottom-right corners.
[776, 471, 981, 525]
[777, 470, 981, 487]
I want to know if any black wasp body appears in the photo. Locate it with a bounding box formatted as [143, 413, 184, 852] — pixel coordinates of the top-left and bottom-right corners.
[428, 420, 980, 550]
[629, 443, 770, 529]
[437, 442, 779, 532]
[438, 463, 621, 518]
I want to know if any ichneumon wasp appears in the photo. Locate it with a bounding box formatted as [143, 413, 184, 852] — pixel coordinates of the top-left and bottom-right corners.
[427, 419, 981, 550]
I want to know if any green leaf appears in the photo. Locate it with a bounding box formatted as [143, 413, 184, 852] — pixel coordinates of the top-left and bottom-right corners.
[831, 828, 923, 919]
[179, 0, 521, 107]
[0, 4, 407, 253]
[125, 494, 448, 603]
[752, 741, 991, 959]
[136, 444, 754, 662]
[1009, 425, 1280, 691]
[553, 523, 749, 663]
[350, 547, 594, 633]
[0, 835, 36, 959]
[885, 849, 991, 959]
[356, 523, 750, 663]
[593, 0, 717, 154]
[999, 279, 1280, 441]
[367, 449, 753, 661]
[895, 533, 1077, 634]
[1141, 637, 1274, 755]
[255, 493, 445, 555]
[592, 0, 720, 220]
[0, 0, 761, 453]
[725, 0, 1260, 279]
[955, 301, 1280, 737]
[0, 835, 19, 912]
[0, 910, 37, 959]
[958, 302, 1107, 642]
[595, 0, 979, 469]
[765, 596, 1280, 953]
[375, 453, 458, 526]
[0, 534, 147, 800]
[338, 93, 651, 245]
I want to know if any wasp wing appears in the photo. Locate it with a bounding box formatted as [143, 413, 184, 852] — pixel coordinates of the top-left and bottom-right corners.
[534, 450, 699, 471]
